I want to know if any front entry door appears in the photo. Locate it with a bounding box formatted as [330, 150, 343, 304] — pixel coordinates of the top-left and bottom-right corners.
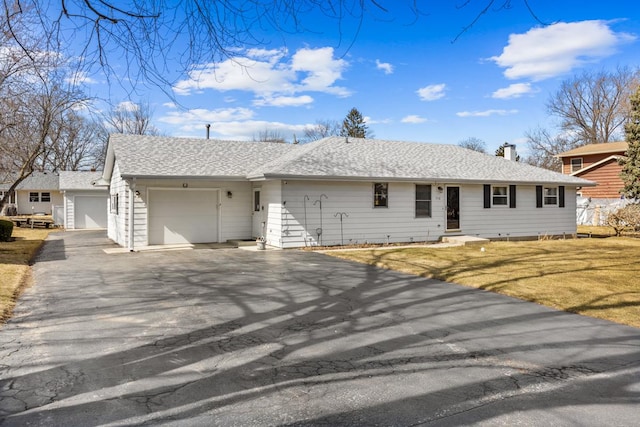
[446, 186, 460, 230]
[252, 188, 263, 238]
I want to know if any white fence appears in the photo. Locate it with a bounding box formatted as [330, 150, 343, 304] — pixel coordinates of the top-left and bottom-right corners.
[576, 197, 633, 226]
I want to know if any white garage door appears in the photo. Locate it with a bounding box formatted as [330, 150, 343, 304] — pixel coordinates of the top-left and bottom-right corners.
[74, 196, 108, 229]
[148, 189, 218, 245]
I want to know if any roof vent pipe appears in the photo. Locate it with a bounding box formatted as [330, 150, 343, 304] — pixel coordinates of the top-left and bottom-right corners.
[345, 136, 349, 144]
[503, 143, 516, 161]
[206, 124, 211, 139]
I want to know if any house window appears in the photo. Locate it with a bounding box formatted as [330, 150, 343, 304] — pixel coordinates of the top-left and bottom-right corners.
[110, 193, 119, 214]
[544, 187, 558, 205]
[41, 192, 51, 202]
[415, 185, 432, 217]
[492, 186, 508, 206]
[570, 158, 583, 173]
[373, 183, 388, 207]
[254, 190, 261, 212]
[29, 192, 40, 202]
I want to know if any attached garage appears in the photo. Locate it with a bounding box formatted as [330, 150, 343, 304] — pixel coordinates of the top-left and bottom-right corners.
[148, 189, 219, 245]
[74, 196, 108, 229]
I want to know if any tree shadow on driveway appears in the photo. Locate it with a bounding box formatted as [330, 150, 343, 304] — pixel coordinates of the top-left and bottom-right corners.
[0, 231, 639, 425]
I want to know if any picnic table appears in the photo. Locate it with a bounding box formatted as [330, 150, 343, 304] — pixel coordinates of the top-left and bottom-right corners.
[11, 217, 54, 228]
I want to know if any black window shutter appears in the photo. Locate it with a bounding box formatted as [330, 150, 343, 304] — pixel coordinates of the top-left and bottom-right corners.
[483, 184, 491, 208]
[559, 186, 565, 208]
[536, 185, 543, 208]
[509, 185, 516, 208]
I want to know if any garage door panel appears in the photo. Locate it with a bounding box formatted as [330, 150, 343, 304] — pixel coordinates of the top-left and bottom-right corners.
[75, 196, 108, 229]
[148, 190, 218, 245]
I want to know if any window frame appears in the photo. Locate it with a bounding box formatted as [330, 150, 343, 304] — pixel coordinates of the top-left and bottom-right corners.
[415, 184, 432, 218]
[570, 157, 583, 173]
[253, 189, 261, 212]
[29, 192, 40, 202]
[373, 183, 388, 208]
[544, 186, 558, 206]
[110, 193, 119, 214]
[40, 192, 51, 202]
[491, 185, 509, 207]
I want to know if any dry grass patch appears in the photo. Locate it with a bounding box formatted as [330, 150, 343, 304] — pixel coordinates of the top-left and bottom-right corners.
[0, 226, 53, 322]
[327, 238, 640, 328]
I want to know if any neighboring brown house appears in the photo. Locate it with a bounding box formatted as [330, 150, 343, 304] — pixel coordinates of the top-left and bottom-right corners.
[556, 142, 628, 199]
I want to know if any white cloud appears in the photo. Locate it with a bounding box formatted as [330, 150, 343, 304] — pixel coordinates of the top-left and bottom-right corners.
[376, 59, 394, 74]
[253, 95, 314, 107]
[456, 109, 518, 117]
[401, 115, 427, 124]
[158, 107, 255, 128]
[491, 20, 636, 81]
[173, 46, 350, 104]
[417, 84, 446, 101]
[491, 83, 536, 99]
[65, 71, 96, 85]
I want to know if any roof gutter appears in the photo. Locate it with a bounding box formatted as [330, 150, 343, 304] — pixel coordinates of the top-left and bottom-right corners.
[248, 173, 596, 187]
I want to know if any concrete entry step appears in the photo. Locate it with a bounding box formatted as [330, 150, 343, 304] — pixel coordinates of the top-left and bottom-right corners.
[441, 235, 490, 246]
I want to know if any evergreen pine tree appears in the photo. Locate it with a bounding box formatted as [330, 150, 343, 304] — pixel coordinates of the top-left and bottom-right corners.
[340, 107, 369, 138]
[620, 87, 640, 199]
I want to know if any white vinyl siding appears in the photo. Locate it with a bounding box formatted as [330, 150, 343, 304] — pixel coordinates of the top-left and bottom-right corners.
[462, 184, 577, 238]
[275, 181, 578, 248]
[107, 162, 254, 247]
[16, 190, 63, 215]
[279, 181, 444, 248]
[107, 162, 129, 246]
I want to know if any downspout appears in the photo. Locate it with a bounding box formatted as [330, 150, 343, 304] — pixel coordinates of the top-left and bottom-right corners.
[62, 191, 67, 229]
[128, 178, 136, 252]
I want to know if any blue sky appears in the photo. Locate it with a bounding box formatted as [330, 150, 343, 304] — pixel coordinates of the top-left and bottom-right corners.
[81, 1, 638, 155]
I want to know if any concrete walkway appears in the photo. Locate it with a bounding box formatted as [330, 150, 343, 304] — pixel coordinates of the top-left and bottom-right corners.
[0, 231, 639, 426]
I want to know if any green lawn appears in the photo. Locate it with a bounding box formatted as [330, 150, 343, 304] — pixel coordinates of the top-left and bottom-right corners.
[326, 237, 640, 328]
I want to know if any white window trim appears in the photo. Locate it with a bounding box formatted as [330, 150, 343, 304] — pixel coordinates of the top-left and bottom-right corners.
[415, 184, 432, 218]
[491, 185, 509, 207]
[544, 186, 558, 206]
[570, 157, 583, 173]
[373, 183, 388, 208]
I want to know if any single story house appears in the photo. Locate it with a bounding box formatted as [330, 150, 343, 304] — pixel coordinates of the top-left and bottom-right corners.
[102, 134, 593, 250]
[556, 142, 627, 199]
[59, 171, 108, 229]
[0, 171, 62, 215]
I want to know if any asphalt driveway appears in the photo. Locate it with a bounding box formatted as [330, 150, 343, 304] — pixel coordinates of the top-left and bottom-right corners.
[0, 231, 639, 426]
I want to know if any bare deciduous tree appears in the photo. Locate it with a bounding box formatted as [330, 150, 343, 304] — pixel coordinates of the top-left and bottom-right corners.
[303, 120, 341, 142]
[2, 1, 545, 94]
[523, 127, 577, 172]
[253, 129, 287, 143]
[0, 71, 89, 212]
[458, 137, 487, 153]
[105, 101, 160, 136]
[546, 67, 640, 145]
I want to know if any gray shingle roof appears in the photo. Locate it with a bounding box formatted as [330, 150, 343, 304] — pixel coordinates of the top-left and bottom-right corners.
[248, 137, 594, 186]
[1, 171, 60, 190]
[108, 134, 593, 186]
[59, 171, 106, 190]
[110, 134, 296, 178]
